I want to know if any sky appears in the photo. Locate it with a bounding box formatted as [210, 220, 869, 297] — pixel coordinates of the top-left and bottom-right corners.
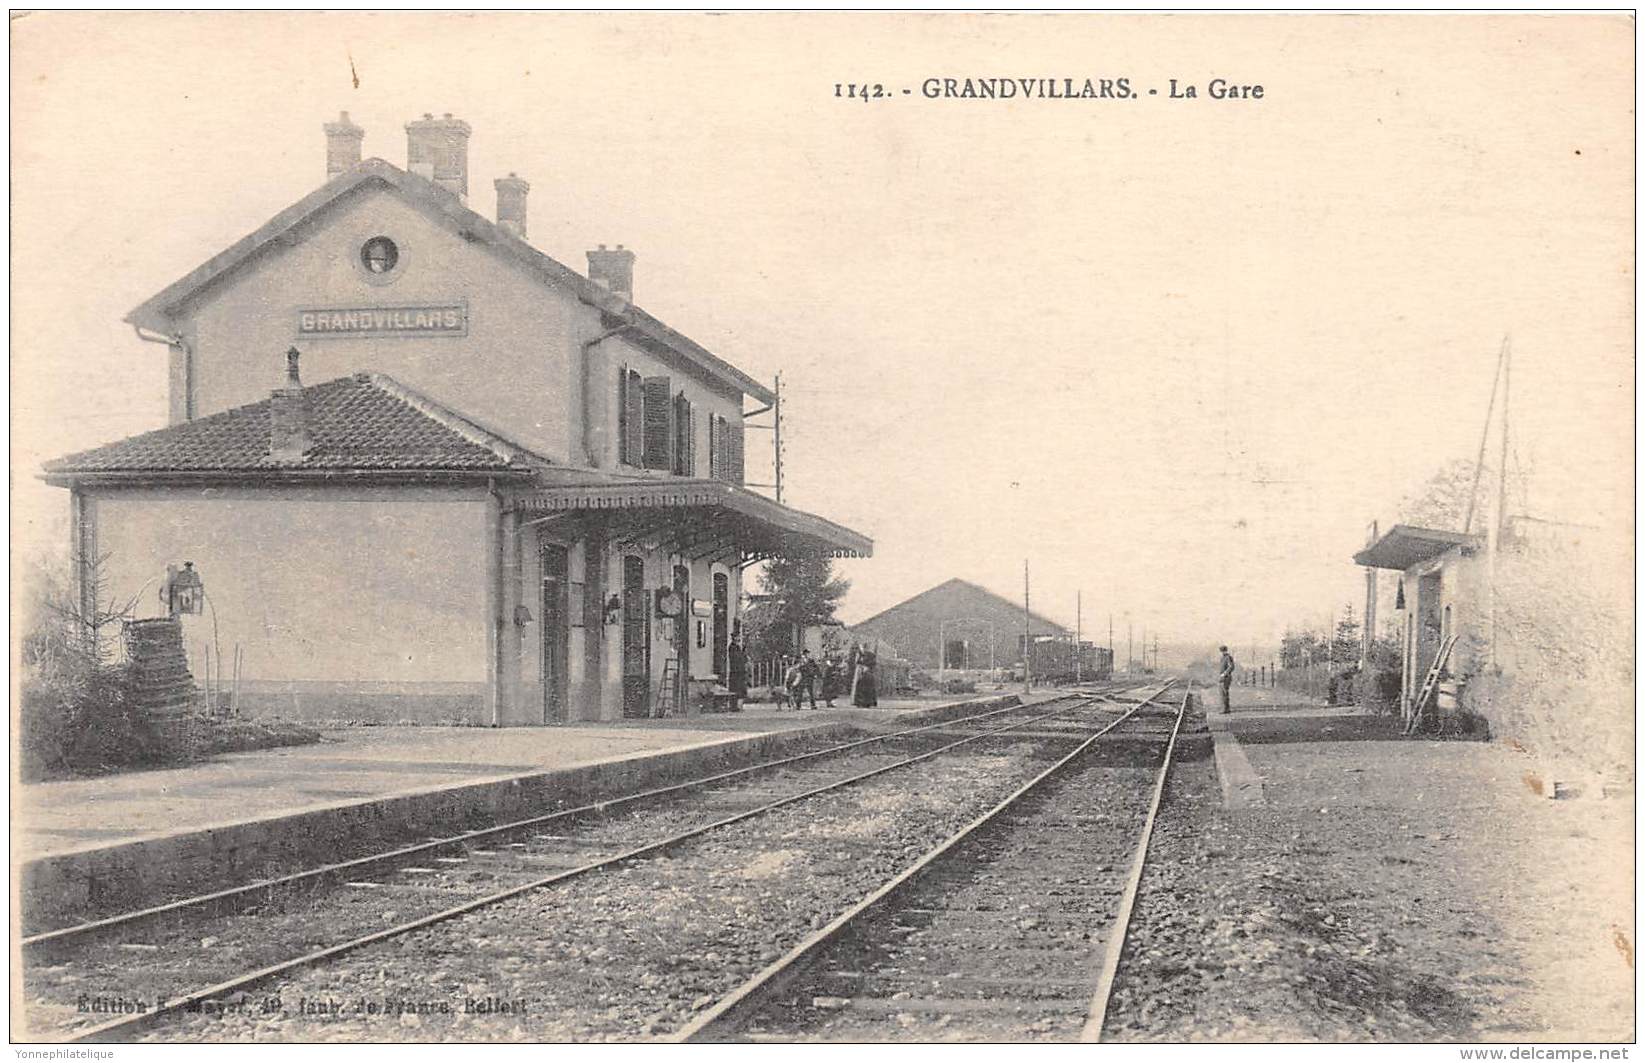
[10, 12, 1634, 653]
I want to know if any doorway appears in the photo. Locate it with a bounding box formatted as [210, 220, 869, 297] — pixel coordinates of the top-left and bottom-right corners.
[1413, 570, 1444, 688]
[672, 564, 691, 685]
[712, 572, 729, 678]
[539, 543, 569, 722]
[622, 555, 650, 718]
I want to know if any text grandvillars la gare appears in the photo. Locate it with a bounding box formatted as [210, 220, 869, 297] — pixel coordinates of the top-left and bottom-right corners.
[909, 76, 1262, 100]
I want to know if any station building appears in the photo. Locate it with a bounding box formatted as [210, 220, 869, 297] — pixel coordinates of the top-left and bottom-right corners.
[43, 112, 871, 726]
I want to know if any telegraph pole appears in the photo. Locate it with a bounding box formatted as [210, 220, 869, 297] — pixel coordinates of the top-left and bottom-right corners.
[1022, 560, 1032, 695]
[1075, 591, 1083, 684]
[772, 372, 784, 505]
[1127, 622, 1133, 673]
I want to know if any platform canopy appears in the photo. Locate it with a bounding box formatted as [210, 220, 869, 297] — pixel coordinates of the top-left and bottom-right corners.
[1353, 524, 1483, 571]
[513, 473, 872, 564]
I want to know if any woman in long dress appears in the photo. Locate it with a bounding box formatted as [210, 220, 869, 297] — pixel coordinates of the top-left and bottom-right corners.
[852, 646, 878, 708]
[727, 634, 749, 711]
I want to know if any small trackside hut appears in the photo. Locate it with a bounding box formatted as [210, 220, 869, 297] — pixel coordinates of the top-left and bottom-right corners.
[1353, 524, 1486, 727]
[42, 112, 871, 726]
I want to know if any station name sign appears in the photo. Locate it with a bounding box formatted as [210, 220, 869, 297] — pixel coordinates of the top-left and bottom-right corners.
[298, 304, 467, 339]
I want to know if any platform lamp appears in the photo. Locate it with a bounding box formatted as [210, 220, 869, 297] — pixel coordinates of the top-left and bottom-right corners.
[163, 561, 205, 618]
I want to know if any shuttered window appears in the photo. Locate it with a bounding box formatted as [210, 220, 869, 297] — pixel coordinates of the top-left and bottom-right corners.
[708, 414, 720, 480]
[673, 393, 695, 476]
[710, 415, 730, 482]
[642, 375, 674, 471]
[618, 367, 644, 467]
[727, 423, 745, 485]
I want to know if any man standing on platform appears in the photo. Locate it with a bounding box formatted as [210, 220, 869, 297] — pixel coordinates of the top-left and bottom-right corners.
[796, 649, 821, 710]
[1218, 645, 1236, 714]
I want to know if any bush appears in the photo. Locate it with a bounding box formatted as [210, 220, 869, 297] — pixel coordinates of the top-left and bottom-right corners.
[195, 716, 321, 757]
[940, 678, 977, 695]
[1364, 666, 1403, 712]
[20, 654, 163, 781]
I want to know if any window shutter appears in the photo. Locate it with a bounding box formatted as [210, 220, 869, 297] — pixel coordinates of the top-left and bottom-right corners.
[708, 414, 721, 480]
[728, 422, 745, 485]
[686, 406, 697, 475]
[623, 370, 644, 467]
[712, 416, 731, 482]
[642, 375, 673, 470]
[617, 364, 629, 465]
[673, 394, 694, 476]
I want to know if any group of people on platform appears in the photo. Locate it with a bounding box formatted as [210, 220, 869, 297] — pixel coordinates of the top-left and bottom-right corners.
[724, 632, 879, 711]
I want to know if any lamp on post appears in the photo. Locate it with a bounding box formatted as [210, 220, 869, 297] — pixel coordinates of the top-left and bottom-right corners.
[163, 561, 205, 618]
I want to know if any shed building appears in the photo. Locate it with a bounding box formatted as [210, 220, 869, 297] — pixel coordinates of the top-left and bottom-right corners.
[1353, 524, 1486, 716]
[848, 578, 1073, 672]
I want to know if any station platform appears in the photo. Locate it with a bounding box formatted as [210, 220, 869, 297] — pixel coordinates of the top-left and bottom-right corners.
[1143, 684, 1635, 1042]
[16, 689, 1050, 930]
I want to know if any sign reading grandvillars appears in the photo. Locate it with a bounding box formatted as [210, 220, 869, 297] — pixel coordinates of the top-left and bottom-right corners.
[297, 303, 467, 338]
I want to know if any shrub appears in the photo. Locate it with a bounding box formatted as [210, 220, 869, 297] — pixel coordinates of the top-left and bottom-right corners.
[20, 651, 159, 780]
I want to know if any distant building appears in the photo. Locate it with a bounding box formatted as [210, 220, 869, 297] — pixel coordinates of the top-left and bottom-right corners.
[848, 578, 1073, 671]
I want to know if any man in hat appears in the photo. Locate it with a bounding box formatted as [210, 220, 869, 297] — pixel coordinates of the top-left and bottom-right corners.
[1218, 645, 1236, 714]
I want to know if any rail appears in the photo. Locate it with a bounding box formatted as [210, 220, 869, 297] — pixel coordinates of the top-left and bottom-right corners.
[672, 677, 1181, 1043]
[62, 689, 1123, 1044]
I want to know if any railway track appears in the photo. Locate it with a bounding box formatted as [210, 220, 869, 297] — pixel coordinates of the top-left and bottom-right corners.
[675, 681, 1193, 1043]
[27, 683, 1150, 1042]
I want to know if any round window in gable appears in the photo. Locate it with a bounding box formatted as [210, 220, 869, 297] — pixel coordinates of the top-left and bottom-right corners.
[360, 236, 399, 275]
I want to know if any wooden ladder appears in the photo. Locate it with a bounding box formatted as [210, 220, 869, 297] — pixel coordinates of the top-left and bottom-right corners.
[655, 658, 681, 718]
[1404, 634, 1458, 736]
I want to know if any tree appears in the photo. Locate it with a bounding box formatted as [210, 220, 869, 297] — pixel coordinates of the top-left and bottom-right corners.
[1396, 454, 1532, 534]
[1331, 603, 1361, 666]
[745, 554, 850, 658]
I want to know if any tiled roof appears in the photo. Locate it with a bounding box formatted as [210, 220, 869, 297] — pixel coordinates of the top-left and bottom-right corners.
[43, 372, 543, 478]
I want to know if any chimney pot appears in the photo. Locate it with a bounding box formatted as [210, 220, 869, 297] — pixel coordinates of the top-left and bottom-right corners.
[405, 113, 472, 198]
[323, 110, 365, 179]
[587, 245, 636, 302]
[494, 172, 531, 240]
[270, 347, 313, 461]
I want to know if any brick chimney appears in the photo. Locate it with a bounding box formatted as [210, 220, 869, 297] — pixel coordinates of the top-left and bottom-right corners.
[587, 245, 635, 301]
[494, 173, 530, 239]
[323, 111, 364, 179]
[269, 348, 312, 462]
[405, 113, 471, 198]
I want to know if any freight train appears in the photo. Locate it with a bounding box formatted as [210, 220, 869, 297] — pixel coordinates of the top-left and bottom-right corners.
[1023, 637, 1114, 684]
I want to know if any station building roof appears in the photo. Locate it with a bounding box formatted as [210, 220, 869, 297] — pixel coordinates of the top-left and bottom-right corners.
[516, 472, 873, 561]
[1353, 524, 1483, 571]
[41, 369, 871, 560]
[40, 371, 545, 484]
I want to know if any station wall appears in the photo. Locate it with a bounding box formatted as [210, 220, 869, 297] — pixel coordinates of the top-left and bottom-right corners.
[86, 485, 491, 724]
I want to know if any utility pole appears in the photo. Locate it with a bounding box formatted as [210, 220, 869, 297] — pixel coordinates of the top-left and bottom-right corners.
[1127, 622, 1133, 673]
[1362, 519, 1379, 671]
[1463, 336, 1509, 535]
[1491, 342, 1511, 667]
[1022, 560, 1032, 695]
[1075, 590, 1083, 684]
[773, 371, 784, 505]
